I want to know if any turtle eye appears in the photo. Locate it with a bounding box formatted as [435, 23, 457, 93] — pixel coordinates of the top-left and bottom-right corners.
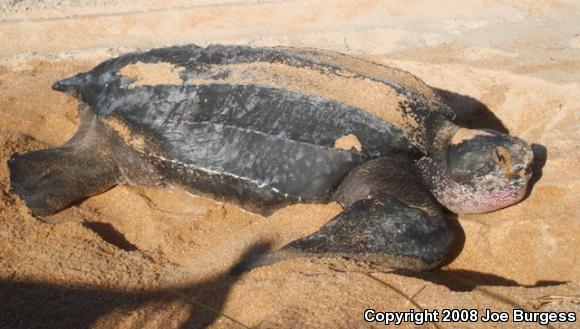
[492, 146, 515, 178]
[492, 148, 505, 163]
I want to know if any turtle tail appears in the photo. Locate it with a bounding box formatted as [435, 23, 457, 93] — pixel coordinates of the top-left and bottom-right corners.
[52, 73, 86, 95]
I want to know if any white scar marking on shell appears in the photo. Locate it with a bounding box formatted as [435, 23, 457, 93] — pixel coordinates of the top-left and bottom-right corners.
[127, 140, 303, 202]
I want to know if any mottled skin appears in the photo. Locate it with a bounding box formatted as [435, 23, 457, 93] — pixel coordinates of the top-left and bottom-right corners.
[8, 44, 533, 271]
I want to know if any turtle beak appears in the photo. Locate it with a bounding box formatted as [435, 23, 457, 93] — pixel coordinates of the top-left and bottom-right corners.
[513, 163, 532, 181]
[510, 143, 534, 186]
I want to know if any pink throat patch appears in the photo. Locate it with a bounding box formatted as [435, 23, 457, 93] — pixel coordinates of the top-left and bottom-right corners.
[438, 184, 526, 214]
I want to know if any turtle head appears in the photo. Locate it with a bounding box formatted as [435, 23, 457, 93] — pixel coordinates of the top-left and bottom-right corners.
[438, 128, 533, 214]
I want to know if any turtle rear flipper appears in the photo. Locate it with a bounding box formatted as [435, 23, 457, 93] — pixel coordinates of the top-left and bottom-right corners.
[231, 157, 459, 273]
[8, 107, 122, 217]
[8, 145, 119, 217]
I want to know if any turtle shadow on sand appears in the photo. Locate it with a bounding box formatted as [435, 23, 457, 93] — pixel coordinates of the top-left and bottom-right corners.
[0, 275, 237, 329]
[434, 88, 510, 134]
[435, 88, 547, 201]
[0, 243, 267, 329]
[525, 143, 547, 199]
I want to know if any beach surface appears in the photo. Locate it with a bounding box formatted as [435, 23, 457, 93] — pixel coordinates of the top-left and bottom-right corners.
[0, 1, 579, 328]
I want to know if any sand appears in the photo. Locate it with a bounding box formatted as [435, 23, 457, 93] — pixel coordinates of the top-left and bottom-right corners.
[0, 1, 579, 328]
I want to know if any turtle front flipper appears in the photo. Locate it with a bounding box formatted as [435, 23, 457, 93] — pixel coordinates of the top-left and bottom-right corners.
[232, 156, 460, 274]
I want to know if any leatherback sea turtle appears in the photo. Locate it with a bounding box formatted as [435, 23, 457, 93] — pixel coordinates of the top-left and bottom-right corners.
[8, 44, 534, 271]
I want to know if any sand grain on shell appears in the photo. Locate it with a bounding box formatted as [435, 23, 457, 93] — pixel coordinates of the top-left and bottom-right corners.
[104, 116, 146, 150]
[119, 62, 184, 87]
[450, 127, 493, 145]
[334, 134, 362, 151]
[185, 62, 414, 130]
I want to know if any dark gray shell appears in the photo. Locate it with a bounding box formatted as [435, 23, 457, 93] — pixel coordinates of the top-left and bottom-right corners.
[51, 44, 454, 214]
